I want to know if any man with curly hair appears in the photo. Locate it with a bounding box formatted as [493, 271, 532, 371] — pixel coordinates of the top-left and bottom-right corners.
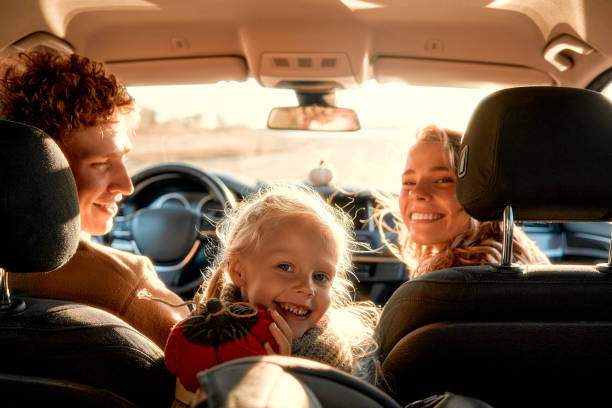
[0, 50, 189, 349]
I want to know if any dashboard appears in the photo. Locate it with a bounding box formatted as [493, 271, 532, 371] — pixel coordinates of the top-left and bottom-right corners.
[97, 163, 611, 305]
[98, 164, 407, 304]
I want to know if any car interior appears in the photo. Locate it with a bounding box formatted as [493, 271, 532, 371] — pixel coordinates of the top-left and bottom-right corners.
[2, 1, 612, 407]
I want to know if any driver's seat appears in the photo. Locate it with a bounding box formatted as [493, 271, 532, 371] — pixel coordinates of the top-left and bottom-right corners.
[0, 119, 175, 406]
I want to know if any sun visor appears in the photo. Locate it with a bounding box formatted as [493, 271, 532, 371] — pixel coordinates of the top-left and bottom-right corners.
[107, 56, 248, 86]
[457, 86, 612, 222]
[374, 57, 554, 88]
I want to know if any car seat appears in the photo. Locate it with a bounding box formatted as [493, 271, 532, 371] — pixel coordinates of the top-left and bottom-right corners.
[376, 87, 612, 407]
[0, 119, 175, 407]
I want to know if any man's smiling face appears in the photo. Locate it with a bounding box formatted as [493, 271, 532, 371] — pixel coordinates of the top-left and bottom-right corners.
[63, 120, 134, 236]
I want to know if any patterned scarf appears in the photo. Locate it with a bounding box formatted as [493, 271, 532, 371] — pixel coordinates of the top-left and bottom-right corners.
[219, 283, 354, 373]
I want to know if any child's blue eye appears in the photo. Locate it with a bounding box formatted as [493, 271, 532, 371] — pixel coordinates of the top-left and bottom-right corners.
[278, 264, 293, 272]
[313, 273, 328, 282]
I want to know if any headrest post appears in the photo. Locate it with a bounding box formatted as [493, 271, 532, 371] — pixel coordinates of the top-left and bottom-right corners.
[608, 227, 612, 266]
[0, 267, 25, 315]
[595, 228, 612, 273]
[0, 268, 10, 308]
[501, 205, 514, 266]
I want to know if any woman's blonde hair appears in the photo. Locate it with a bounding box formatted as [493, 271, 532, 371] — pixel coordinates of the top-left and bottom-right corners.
[195, 183, 380, 368]
[375, 124, 550, 279]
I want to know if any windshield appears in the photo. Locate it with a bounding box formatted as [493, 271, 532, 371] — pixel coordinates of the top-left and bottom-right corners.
[127, 79, 493, 192]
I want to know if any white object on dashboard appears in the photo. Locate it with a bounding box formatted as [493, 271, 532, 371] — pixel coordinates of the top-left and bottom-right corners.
[309, 161, 334, 186]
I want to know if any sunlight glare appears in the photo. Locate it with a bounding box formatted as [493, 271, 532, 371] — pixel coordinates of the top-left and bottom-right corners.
[129, 78, 491, 133]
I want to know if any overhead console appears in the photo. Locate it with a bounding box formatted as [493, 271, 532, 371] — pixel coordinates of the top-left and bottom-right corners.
[259, 52, 359, 90]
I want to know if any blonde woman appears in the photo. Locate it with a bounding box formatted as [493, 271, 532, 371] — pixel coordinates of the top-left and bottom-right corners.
[375, 125, 549, 279]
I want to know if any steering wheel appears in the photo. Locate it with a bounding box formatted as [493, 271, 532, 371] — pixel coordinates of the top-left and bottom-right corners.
[104, 164, 236, 296]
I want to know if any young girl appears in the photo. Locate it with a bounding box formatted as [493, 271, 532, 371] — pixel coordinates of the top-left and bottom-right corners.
[166, 183, 381, 404]
[375, 124, 550, 278]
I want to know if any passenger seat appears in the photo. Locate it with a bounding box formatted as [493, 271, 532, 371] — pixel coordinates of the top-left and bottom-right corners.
[376, 86, 612, 407]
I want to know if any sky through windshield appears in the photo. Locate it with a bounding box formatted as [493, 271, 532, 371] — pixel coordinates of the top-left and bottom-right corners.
[128, 79, 492, 131]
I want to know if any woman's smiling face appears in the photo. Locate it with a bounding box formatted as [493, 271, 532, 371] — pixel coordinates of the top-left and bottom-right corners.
[228, 216, 338, 339]
[399, 141, 471, 248]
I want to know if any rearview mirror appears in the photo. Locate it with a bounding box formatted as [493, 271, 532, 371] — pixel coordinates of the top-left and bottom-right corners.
[267, 105, 360, 131]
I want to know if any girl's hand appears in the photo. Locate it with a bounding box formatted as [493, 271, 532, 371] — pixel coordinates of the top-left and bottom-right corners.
[265, 309, 292, 355]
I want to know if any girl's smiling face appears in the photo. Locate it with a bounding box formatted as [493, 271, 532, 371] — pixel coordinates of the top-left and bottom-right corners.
[399, 141, 471, 248]
[228, 216, 338, 339]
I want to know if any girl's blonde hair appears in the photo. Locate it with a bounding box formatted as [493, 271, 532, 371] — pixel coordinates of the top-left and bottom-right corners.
[195, 183, 380, 369]
[375, 124, 550, 279]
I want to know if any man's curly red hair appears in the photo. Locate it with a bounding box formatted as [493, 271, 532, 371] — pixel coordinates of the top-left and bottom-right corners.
[0, 50, 134, 144]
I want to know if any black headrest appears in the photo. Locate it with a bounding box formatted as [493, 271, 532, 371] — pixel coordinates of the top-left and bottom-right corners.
[457, 86, 612, 221]
[0, 119, 80, 272]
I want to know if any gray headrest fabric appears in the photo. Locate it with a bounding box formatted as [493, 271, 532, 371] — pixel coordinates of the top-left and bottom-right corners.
[457, 86, 612, 221]
[197, 356, 323, 408]
[197, 355, 400, 408]
[0, 119, 80, 272]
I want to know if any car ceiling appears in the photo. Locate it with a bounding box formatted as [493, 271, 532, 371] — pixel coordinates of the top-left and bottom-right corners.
[1, 0, 612, 90]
